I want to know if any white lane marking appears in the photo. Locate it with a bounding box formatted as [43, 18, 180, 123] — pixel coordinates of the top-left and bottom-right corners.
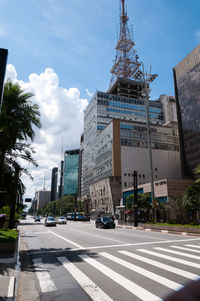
[155, 247, 200, 260]
[185, 244, 200, 249]
[7, 276, 15, 298]
[171, 246, 200, 253]
[100, 252, 182, 291]
[119, 250, 199, 280]
[28, 238, 200, 255]
[69, 229, 128, 244]
[138, 249, 200, 269]
[47, 230, 84, 249]
[33, 258, 57, 293]
[79, 254, 161, 301]
[57, 256, 113, 301]
[34, 232, 49, 234]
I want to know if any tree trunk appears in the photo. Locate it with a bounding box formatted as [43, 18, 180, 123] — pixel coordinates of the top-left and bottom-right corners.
[8, 197, 16, 229]
[197, 209, 199, 221]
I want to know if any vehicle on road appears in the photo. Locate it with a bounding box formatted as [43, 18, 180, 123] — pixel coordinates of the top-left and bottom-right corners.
[66, 212, 90, 221]
[44, 216, 56, 227]
[34, 216, 40, 222]
[95, 217, 115, 229]
[57, 216, 67, 224]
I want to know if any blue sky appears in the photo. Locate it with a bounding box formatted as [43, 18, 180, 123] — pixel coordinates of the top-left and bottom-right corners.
[2, 0, 200, 98]
[2, 0, 200, 198]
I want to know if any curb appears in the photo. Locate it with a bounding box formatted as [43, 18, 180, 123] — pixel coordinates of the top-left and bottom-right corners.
[117, 225, 200, 236]
[0, 234, 20, 300]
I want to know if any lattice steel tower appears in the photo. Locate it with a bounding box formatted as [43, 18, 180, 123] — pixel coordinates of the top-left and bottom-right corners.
[108, 0, 143, 98]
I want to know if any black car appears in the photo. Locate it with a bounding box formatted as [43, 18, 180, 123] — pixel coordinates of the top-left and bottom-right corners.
[95, 217, 115, 229]
[34, 216, 41, 222]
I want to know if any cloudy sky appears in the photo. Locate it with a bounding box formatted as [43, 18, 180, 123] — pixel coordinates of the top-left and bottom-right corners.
[2, 0, 200, 199]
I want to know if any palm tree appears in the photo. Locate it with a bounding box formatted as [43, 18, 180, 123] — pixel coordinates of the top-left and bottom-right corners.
[0, 80, 41, 228]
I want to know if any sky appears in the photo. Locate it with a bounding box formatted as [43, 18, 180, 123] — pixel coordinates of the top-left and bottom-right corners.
[2, 0, 200, 201]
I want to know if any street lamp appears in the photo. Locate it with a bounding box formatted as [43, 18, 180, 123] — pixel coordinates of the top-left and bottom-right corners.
[141, 65, 158, 222]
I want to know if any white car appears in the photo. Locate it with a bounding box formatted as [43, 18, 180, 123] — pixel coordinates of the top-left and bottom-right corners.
[57, 216, 67, 224]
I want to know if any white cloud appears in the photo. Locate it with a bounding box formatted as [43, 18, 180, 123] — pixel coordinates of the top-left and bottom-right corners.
[5, 64, 89, 199]
[85, 88, 93, 98]
[195, 30, 200, 41]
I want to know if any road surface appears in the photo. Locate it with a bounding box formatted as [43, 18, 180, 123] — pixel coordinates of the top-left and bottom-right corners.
[16, 217, 200, 301]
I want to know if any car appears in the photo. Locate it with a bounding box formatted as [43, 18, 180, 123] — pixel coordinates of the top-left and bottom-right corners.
[34, 216, 40, 222]
[57, 216, 67, 224]
[95, 216, 115, 229]
[44, 216, 56, 227]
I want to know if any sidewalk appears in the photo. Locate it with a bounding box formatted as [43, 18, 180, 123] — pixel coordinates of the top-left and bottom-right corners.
[117, 222, 200, 236]
[0, 240, 19, 300]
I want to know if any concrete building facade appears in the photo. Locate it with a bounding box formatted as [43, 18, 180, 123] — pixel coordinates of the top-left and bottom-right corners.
[173, 44, 200, 178]
[35, 190, 51, 211]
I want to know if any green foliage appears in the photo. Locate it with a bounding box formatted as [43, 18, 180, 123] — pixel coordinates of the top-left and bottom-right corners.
[126, 193, 151, 209]
[184, 165, 200, 220]
[0, 229, 18, 242]
[42, 195, 83, 216]
[0, 80, 41, 228]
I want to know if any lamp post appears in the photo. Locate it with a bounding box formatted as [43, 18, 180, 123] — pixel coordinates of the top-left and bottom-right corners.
[0, 48, 8, 113]
[141, 65, 158, 222]
[133, 171, 138, 227]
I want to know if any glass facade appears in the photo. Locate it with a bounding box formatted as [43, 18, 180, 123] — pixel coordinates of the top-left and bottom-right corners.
[81, 90, 179, 196]
[63, 149, 79, 196]
[174, 45, 200, 178]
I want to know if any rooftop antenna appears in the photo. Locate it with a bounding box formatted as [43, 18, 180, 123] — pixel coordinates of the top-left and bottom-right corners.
[61, 136, 63, 160]
[109, 0, 142, 87]
[43, 174, 46, 190]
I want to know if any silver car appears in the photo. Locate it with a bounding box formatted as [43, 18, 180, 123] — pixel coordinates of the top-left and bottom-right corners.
[44, 216, 56, 227]
[57, 216, 67, 224]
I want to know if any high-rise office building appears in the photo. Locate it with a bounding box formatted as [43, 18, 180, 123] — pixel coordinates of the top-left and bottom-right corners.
[173, 44, 200, 178]
[35, 189, 51, 210]
[50, 167, 58, 202]
[80, 0, 181, 214]
[63, 149, 80, 196]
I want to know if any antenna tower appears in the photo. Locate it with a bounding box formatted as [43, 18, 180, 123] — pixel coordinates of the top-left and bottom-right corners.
[110, 0, 142, 87]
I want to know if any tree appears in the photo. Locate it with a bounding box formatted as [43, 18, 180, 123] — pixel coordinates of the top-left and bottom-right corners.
[0, 81, 41, 228]
[185, 165, 200, 222]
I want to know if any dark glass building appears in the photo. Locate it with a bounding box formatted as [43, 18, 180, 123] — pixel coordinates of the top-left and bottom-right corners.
[63, 149, 80, 196]
[173, 44, 200, 178]
[50, 167, 58, 202]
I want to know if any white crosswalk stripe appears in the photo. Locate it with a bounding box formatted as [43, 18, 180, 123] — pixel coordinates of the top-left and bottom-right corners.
[171, 245, 200, 253]
[33, 258, 57, 293]
[57, 256, 113, 301]
[118, 250, 199, 280]
[100, 252, 182, 290]
[185, 244, 200, 249]
[32, 242, 200, 300]
[138, 248, 200, 269]
[154, 247, 200, 260]
[79, 254, 162, 301]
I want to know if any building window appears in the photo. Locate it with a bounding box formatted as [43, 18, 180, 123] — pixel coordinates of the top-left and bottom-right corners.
[124, 182, 127, 187]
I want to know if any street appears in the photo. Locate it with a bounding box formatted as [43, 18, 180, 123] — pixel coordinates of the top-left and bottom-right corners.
[16, 217, 200, 301]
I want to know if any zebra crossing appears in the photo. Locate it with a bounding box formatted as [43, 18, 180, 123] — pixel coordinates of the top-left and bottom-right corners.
[33, 242, 200, 300]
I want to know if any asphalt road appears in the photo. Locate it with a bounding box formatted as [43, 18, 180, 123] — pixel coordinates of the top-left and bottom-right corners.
[16, 217, 200, 301]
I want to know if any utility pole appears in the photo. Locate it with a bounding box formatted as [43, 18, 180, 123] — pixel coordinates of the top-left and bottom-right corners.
[133, 171, 138, 227]
[0, 48, 8, 112]
[141, 65, 158, 222]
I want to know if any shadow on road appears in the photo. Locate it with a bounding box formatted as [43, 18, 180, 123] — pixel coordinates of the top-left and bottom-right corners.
[19, 246, 101, 273]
